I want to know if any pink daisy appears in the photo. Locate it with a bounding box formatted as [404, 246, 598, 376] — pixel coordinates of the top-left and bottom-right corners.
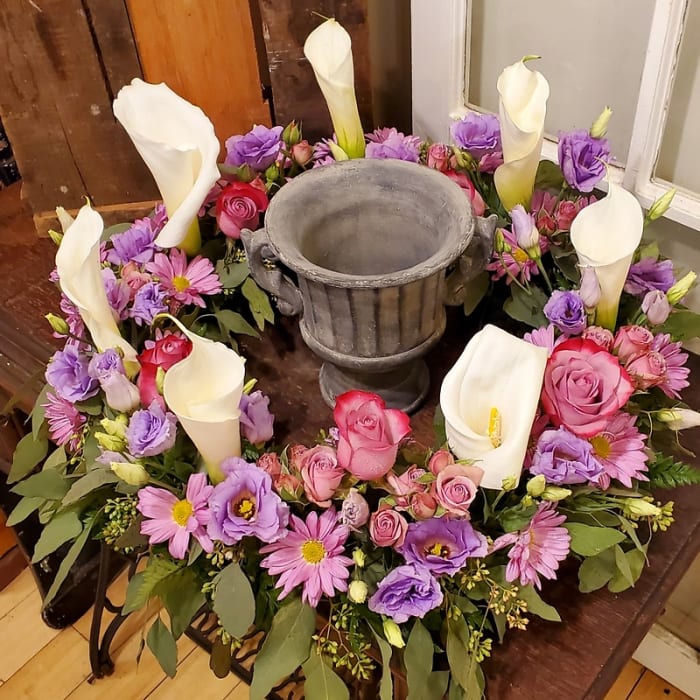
[492, 503, 570, 589]
[146, 249, 222, 308]
[486, 227, 542, 284]
[523, 324, 567, 358]
[42, 391, 86, 452]
[137, 473, 214, 559]
[652, 333, 690, 399]
[260, 509, 353, 607]
[588, 412, 648, 489]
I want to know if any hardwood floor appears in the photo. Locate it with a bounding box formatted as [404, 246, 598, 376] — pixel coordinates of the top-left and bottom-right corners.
[0, 567, 691, 699]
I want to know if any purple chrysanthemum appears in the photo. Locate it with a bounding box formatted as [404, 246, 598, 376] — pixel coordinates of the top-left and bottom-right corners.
[129, 281, 168, 326]
[105, 207, 166, 266]
[365, 128, 421, 163]
[42, 391, 86, 452]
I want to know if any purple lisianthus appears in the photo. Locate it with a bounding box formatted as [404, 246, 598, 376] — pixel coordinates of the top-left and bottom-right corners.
[451, 113, 501, 158]
[558, 130, 610, 192]
[130, 282, 168, 326]
[368, 563, 443, 623]
[225, 125, 283, 171]
[365, 128, 421, 163]
[530, 427, 604, 485]
[340, 488, 370, 531]
[239, 391, 274, 444]
[399, 517, 487, 576]
[105, 207, 166, 266]
[88, 348, 124, 382]
[543, 290, 587, 335]
[102, 268, 130, 321]
[624, 257, 675, 297]
[208, 459, 289, 544]
[125, 401, 177, 457]
[46, 345, 99, 403]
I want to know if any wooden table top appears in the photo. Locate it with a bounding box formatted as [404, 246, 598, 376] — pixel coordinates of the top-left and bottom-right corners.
[1, 182, 699, 699]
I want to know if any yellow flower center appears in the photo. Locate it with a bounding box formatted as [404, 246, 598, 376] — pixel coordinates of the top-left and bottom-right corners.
[301, 540, 326, 564]
[488, 407, 502, 448]
[590, 435, 611, 459]
[233, 496, 257, 520]
[172, 499, 193, 526]
[427, 543, 450, 558]
[513, 248, 529, 264]
[172, 275, 190, 292]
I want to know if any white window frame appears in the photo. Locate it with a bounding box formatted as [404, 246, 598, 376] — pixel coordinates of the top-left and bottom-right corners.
[411, 0, 699, 229]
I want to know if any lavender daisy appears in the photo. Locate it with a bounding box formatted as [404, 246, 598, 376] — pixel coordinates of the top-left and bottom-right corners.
[652, 333, 690, 398]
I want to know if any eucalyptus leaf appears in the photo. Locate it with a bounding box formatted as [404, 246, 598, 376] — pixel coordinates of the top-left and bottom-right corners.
[659, 310, 700, 341]
[32, 508, 82, 562]
[534, 159, 565, 190]
[503, 284, 548, 329]
[62, 469, 118, 506]
[212, 562, 255, 638]
[405, 620, 433, 700]
[8, 432, 49, 483]
[242, 277, 275, 330]
[216, 309, 259, 339]
[608, 549, 647, 593]
[146, 617, 178, 678]
[578, 548, 617, 593]
[565, 522, 626, 557]
[371, 627, 393, 700]
[12, 468, 69, 500]
[6, 495, 44, 526]
[518, 585, 561, 621]
[122, 557, 181, 615]
[122, 572, 148, 614]
[31, 383, 51, 439]
[427, 671, 450, 700]
[446, 616, 471, 690]
[160, 569, 206, 639]
[302, 651, 349, 700]
[613, 545, 634, 587]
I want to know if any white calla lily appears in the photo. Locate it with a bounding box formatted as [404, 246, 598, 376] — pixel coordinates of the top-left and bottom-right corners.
[161, 316, 246, 484]
[113, 79, 221, 254]
[570, 182, 644, 330]
[303, 18, 365, 159]
[440, 325, 548, 490]
[494, 58, 549, 211]
[55, 204, 139, 373]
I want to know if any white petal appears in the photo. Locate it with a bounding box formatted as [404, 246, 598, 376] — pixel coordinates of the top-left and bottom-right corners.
[440, 325, 547, 489]
[113, 79, 221, 248]
[55, 205, 139, 371]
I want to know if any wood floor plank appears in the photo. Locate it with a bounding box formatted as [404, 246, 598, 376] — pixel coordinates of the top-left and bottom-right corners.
[605, 659, 645, 700]
[72, 568, 131, 640]
[0, 627, 90, 699]
[0, 590, 60, 681]
[630, 670, 693, 699]
[225, 682, 251, 700]
[147, 646, 243, 700]
[0, 568, 36, 620]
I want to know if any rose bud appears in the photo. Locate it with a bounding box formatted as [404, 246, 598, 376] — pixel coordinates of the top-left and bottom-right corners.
[291, 140, 313, 166]
[641, 289, 671, 325]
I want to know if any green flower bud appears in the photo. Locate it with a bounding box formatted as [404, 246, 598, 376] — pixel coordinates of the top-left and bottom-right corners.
[45, 313, 69, 335]
[243, 378, 258, 395]
[453, 147, 474, 170]
[264, 164, 281, 181]
[383, 619, 405, 648]
[624, 498, 661, 518]
[155, 366, 167, 395]
[100, 414, 128, 437]
[352, 549, 366, 568]
[328, 141, 350, 161]
[646, 188, 676, 222]
[541, 486, 572, 502]
[526, 475, 546, 497]
[656, 408, 700, 431]
[666, 271, 696, 305]
[501, 476, 518, 492]
[47, 229, 64, 246]
[110, 461, 149, 486]
[95, 431, 127, 452]
[348, 580, 368, 604]
[590, 106, 613, 139]
[282, 120, 301, 146]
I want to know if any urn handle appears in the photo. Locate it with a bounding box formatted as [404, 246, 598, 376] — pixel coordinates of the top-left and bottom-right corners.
[240, 227, 304, 317]
[444, 214, 498, 307]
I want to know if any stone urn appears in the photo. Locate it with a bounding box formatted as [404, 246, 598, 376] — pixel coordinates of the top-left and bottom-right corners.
[241, 158, 495, 413]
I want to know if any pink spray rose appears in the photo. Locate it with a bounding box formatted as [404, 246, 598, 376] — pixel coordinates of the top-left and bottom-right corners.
[409, 492, 438, 520]
[444, 170, 486, 216]
[555, 200, 580, 231]
[426, 143, 451, 172]
[625, 351, 668, 390]
[582, 325, 615, 351]
[334, 391, 411, 481]
[215, 179, 269, 239]
[257, 452, 282, 480]
[291, 140, 313, 166]
[428, 449, 455, 475]
[369, 508, 408, 548]
[300, 445, 345, 507]
[274, 471, 302, 498]
[432, 463, 484, 518]
[541, 338, 635, 438]
[613, 325, 654, 364]
[121, 262, 152, 297]
[386, 466, 428, 508]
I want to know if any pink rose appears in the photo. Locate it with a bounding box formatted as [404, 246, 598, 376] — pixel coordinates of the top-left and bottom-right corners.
[541, 338, 635, 438]
[257, 452, 282, 480]
[274, 471, 302, 497]
[625, 351, 667, 390]
[427, 143, 451, 172]
[409, 492, 437, 519]
[428, 449, 455, 475]
[555, 200, 579, 231]
[291, 140, 313, 166]
[287, 444, 307, 472]
[582, 325, 615, 351]
[432, 464, 483, 517]
[334, 391, 411, 481]
[369, 508, 408, 548]
[386, 466, 427, 508]
[444, 170, 486, 216]
[613, 325, 653, 364]
[215, 179, 269, 239]
[121, 262, 151, 297]
[299, 445, 344, 507]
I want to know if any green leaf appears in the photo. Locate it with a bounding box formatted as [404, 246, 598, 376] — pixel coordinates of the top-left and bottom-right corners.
[122, 557, 181, 615]
[637, 241, 660, 261]
[12, 469, 69, 500]
[426, 671, 450, 700]
[242, 277, 274, 331]
[371, 628, 393, 700]
[446, 615, 471, 690]
[6, 495, 44, 526]
[565, 522, 626, 557]
[249, 598, 315, 700]
[613, 544, 634, 587]
[8, 432, 49, 483]
[578, 548, 617, 593]
[659, 309, 700, 341]
[62, 469, 118, 506]
[32, 508, 82, 562]
[405, 620, 433, 700]
[215, 258, 250, 289]
[535, 159, 565, 190]
[212, 562, 255, 638]
[146, 617, 178, 678]
[646, 452, 700, 489]
[499, 502, 538, 533]
[608, 548, 647, 593]
[160, 569, 206, 639]
[518, 585, 561, 621]
[101, 222, 132, 241]
[31, 383, 51, 440]
[123, 572, 148, 615]
[44, 446, 67, 471]
[462, 271, 490, 316]
[503, 283, 548, 329]
[302, 651, 349, 700]
[433, 405, 447, 449]
[43, 515, 95, 608]
[216, 309, 259, 339]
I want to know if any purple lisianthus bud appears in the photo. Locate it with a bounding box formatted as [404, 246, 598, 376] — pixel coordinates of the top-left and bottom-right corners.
[624, 257, 675, 297]
[530, 427, 604, 485]
[642, 289, 671, 325]
[225, 125, 284, 171]
[365, 128, 421, 163]
[239, 390, 274, 444]
[340, 488, 370, 531]
[46, 345, 99, 403]
[368, 563, 443, 623]
[88, 349, 139, 412]
[125, 401, 177, 457]
[399, 517, 487, 576]
[579, 266, 601, 309]
[102, 269, 130, 321]
[130, 282, 168, 326]
[451, 113, 501, 158]
[558, 130, 610, 192]
[511, 205, 539, 250]
[543, 290, 587, 335]
[208, 459, 289, 544]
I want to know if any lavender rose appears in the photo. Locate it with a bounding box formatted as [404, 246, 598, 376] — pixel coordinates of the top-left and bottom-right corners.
[300, 445, 344, 507]
[370, 508, 408, 548]
[239, 390, 274, 444]
[130, 282, 168, 326]
[208, 459, 289, 544]
[529, 427, 604, 484]
[624, 258, 675, 297]
[451, 113, 501, 157]
[225, 125, 283, 171]
[46, 345, 99, 403]
[432, 464, 483, 517]
[368, 563, 443, 623]
[558, 130, 610, 192]
[399, 517, 488, 576]
[543, 290, 587, 335]
[126, 401, 177, 456]
[340, 488, 370, 531]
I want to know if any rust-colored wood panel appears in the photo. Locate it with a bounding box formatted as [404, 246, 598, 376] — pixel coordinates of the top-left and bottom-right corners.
[257, 0, 372, 139]
[127, 0, 271, 149]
